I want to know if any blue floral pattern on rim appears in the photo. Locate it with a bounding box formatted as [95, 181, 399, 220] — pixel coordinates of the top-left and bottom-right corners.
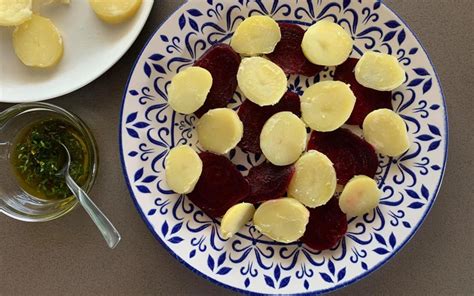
[119, 0, 448, 294]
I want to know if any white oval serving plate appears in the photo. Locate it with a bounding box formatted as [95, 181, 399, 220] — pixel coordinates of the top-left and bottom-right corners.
[0, 0, 154, 102]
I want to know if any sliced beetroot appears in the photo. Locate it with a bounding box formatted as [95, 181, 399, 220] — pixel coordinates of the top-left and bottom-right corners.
[194, 44, 241, 118]
[334, 58, 393, 126]
[245, 162, 295, 204]
[238, 91, 301, 154]
[187, 152, 250, 218]
[307, 128, 378, 185]
[301, 197, 348, 251]
[267, 23, 324, 77]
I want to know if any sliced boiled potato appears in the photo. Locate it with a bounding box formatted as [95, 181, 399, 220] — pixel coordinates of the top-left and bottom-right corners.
[13, 14, 63, 67]
[88, 0, 142, 24]
[355, 51, 406, 91]
[237, 57, 287, 106]
[288, 150, 337, 208]
[197, 108, 243, 155]
[301, 81, 356, 132]
[363, 108, 410, 156]
[220, 203, 255, 239]
[168, 66, 213, 114]
[165, 145, 203, 194]
[301, 20, 353, 66]
[253, 198, 309, 243]
[230, 15, 281, 56]
[339, 175, 382, 216]
[0, 0, 32, 26]
[260, 112, 307, 166]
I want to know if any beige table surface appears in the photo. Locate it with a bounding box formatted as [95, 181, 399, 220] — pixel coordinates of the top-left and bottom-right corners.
[1, 0, 473, 295]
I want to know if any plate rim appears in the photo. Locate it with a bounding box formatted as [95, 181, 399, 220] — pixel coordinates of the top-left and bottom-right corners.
[0, 0, 154, 103]
[118, 1, 449, 294]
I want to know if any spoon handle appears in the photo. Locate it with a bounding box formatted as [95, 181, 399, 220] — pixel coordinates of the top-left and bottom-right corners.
[64, 175, 121, 249]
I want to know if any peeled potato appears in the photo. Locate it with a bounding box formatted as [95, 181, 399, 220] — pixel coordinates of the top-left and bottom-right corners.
[13, 14, 63, 67]
[0, 0, 32, 26]
[197, 108, 243, 155]
[253, 198, 309, 243]
[355, 51, 405, 91]
[220, 203, 255, 239]
[260, 112, 307, 166]
[237, 57, 287, 106]
[302, 20, 353, 66]
[230, 15, 281, 56]
[301, 81, 356, 132]
[168, 66, 213, 114]
[363, 108, 410, 156]
[165, 146, 203, 194]
[88, 0, 142, 24]
[339, 175, 382, 216]
[288, 150, 337, 208]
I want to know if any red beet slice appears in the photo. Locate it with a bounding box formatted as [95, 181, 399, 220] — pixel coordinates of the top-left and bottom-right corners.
[307, 128, 378, 185]
[334, 58, 393, 126]
[267, 23, 323, 76]
[238, 91, 301, 154]
[245, 162, 295, 204]
[194, 44, 241, 118]
[301, 197, 348, 251]
[187, 152, 250, 218]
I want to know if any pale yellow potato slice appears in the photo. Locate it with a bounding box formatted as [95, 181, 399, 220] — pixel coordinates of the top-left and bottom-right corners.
[230, 15, 281, 56]
[197, 108, 243, 155]
[288, 150, 337, 208]
[165, 145, 202, 194]
[355, 51, 406, 91]
[220, 203, 255, 239]
[363, 108, 410, 156]
[88, 0, 142, 24]
[0, 0, 32, 26]
[168, 66, 213, 114]
[301, 20, 353, 66]
[13, 14, 63, 67]
[301, 81, 356, 132]
[260, 112, 307, 166]
[237, 57, 287, 106]
[253, 198, 309, 243]
[339, 175, 382, 216]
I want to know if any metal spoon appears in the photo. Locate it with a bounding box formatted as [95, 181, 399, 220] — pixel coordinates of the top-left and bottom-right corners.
[57, 142, 121, 249]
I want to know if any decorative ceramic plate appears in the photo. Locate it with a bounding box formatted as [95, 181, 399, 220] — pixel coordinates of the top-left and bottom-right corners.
[119, 0, 448, 294]
[0, 0, 154, 102]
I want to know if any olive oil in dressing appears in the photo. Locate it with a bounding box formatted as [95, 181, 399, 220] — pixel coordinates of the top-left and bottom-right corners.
[11, 118, 90, 200]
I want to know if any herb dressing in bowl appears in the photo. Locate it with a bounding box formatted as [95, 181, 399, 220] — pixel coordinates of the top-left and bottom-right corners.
[0, 103, 98, 222]
[12, 118, 91, 200]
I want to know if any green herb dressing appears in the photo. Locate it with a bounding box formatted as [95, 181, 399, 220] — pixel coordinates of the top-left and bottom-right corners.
[12, 118, 90, 200]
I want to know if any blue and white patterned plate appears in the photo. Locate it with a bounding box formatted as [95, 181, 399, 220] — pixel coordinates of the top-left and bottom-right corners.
[119, 0, 448, 294]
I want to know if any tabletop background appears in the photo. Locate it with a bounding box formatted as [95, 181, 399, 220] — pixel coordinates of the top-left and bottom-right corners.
[1, 0, 473, 295]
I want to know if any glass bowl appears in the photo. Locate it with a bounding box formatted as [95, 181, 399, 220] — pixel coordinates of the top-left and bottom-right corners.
[0, 103, 98, 222]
